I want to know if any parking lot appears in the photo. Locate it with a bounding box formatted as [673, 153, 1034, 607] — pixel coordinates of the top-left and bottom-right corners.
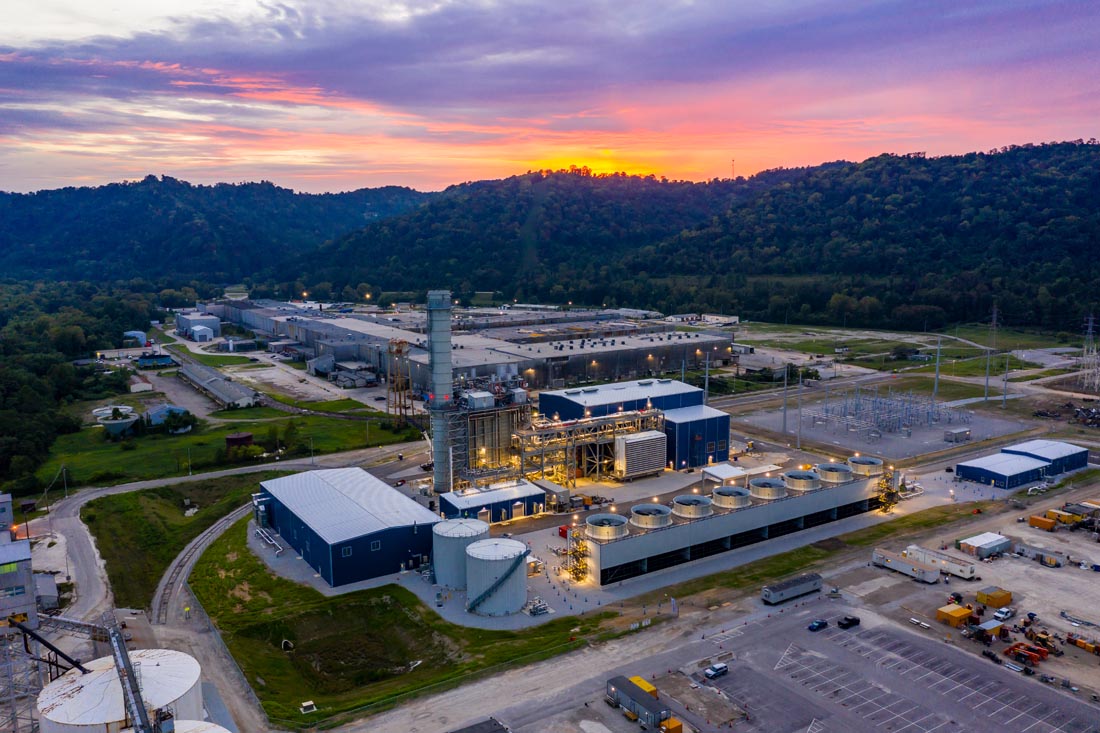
[710, 608, 1100, 733]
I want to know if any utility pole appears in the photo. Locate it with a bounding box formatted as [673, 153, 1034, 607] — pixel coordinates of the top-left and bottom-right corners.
[781, 367, 789, 435]
[187, 447, 192, 476]
[985, 303, 997, 402]
[703, 351, 710, 404]
[796, 371, 803, 450]
[1002, 351, 1010, 408]
[62, 465, 68, 500]
[932, 337, 941, 400]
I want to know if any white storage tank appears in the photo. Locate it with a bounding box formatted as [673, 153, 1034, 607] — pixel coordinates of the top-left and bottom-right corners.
[671, 495, 713, 519]
[712, 486, 751, 509]
[848, 455, 884, 476]
[586, 513, 629, 540]
[816, 463, 854, 483]
[37, 649, 203, 733]
[432, 518, 490, 590]
[783, 470, 821, 492]
[630, 503, 673, 529]
[749, 477, 788, 500]
[124, 723, 231, 733]
[465, 538, 528, 616]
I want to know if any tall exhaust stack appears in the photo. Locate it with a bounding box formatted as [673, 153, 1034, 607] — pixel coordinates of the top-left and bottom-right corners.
[427, 290, 454, 492]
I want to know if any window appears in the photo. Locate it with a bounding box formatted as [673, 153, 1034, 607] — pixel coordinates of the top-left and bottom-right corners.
[0, 563, 17, 575]
[707, 442, 716, 453]
[341, 546, 353, 558]
[718, 440, 727, 451]
[370, 540, 381, 551]
[0, 586, 25, 598]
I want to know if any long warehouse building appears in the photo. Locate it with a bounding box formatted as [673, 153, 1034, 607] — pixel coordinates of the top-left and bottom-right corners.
[955, 439, 1088, 489]
[255, 468, 440, 586]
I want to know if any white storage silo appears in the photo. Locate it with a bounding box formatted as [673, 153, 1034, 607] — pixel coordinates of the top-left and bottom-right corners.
[432, 518, 490, 590]
[749, 477, 788, 500]
[465, 538, 528, 616]
[37, 649, 203, 733]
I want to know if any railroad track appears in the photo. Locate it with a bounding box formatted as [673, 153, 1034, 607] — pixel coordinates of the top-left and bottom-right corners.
[153, 503, 251, 625]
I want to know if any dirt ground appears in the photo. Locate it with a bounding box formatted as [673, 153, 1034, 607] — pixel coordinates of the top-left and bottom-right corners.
[859, 481, 1100, 695]
[224, 362, 344, 402]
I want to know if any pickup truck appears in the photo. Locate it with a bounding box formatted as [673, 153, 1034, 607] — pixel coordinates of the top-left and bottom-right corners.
[993, 607, 1016, 621]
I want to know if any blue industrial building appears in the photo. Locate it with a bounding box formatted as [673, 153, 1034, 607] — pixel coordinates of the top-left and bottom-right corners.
[143, 404, 188, 426]
[538, 379, 728, 469]
[955, 453, 1052, 489]
[538, 378, 703, 420]
[439, 479, 546, 523]
[256, 468, 440, 587]
[1001, 440, 1089, 475]
[662, 405, 731, 469]
[136, 352, 175, 368]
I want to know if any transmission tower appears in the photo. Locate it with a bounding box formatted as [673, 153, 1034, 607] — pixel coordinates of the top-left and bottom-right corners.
[387, 339, 412, 425]
[1079, 312, 1100, 393]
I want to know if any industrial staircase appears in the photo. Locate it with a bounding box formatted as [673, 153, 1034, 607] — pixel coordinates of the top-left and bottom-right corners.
[466, 548, 529, 613]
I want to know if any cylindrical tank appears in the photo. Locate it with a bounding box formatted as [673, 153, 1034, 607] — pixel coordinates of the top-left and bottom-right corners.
[783, 470, 821, 492]
[38, 649, 203, 733]
[816, 463, 854, 483]
[848, 455, 885, 476]
[432, 518, 490, 589]
[712, 486, 751, 509]
[586, 513, 629, 540]
[124, 723, 231, 733]
[630, 503, 673, 529]
[749, 477, 788, 500]
[671, 495, 713, 519]
[465, 538, 528, 616]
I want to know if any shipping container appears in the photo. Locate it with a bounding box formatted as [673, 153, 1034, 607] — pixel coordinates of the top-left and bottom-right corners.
[605, 676, 671, 727]
[1029, 515, 1057, 531]
[629, 675, 658, 699]
[1046, 509, 1079, 524]
[904, 545, 978, 580]
[661, 718, 684, 733]
[873, 548, 940, 583]
[936, 604, 971, 627]
[977, 586, 1012, 607]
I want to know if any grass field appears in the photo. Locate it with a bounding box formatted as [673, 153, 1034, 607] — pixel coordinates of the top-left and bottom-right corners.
[1009, 368, 1075, 382]
[210, 406, 287, 419]
[192, 518, 609, 725]
[912, 354, 1039, 377]
[81, 471, 288, 608]
[37, 414, 419, 487]
[940, 325, 1071, 350]
[876, 375, 1001, 401]
[167, 345, 253, 367]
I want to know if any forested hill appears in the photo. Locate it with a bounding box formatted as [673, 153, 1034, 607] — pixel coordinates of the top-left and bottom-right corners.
[294, 166, 819, 300]
[0, 176, 429, 282]
[292, 142, 1100, 330]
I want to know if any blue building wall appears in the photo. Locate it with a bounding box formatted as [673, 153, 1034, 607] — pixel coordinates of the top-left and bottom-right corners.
[539, 385, 703, 421]
[439, 493, 543, 523]
[265, 490, 333, 584]
[955, 464, 1047, 490]
[263, 489, 436, 586]
[145, 405, 187, 426]
[1001, 447, 1088, 475]
[665, 413, 730, 469]
[329, 525, 434, 586]
[137, 354, 174, 368]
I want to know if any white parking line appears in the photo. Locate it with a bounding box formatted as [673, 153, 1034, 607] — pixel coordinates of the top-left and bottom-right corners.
[1004, 702, 1046, 724]
[891, 712, 938, 733]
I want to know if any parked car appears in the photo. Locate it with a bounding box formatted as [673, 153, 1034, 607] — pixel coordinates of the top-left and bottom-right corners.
[703, 662, 728, 679]
[993, 607, 1016, 621]
[393, 479, 407, 487]
[838, 615, 861, 629]
[808, 619, 828, 632]
[373, 395, 387, 401]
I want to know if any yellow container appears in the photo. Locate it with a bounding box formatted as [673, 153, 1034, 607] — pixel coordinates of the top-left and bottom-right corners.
[976, 587, 1012, 607]
[629, 675, 658, 699]
[936, 604, 971, 627]
[661, 718, 684, 733]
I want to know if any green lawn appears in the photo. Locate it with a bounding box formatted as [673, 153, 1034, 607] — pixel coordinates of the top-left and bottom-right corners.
[940, 325, 1070, 350]
[211, 406, 288, 419]
[166, 345, 253, 367]
[912, 354, 1039, 377]
[37, 415, 419, 487]
[884, 376, 1001, 401]
[149, 326, 177, 344]
[1009, 368, 1075, 382]
[191, 518, 608, 726]
[81, 471, 289, 608]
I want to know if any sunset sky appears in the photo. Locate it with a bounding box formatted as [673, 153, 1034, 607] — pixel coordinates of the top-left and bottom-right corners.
[2, 1, 1097, 192]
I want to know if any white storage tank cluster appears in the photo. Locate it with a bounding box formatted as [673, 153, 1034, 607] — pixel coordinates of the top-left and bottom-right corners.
[749, 477, 788, 500]
[37, 649, 203, 733]
[433, 518, 491, 589]
[586, 513, 629, 540]
[712, 486, 752, 509]
[816, 462, 854, 483]
[465, 538, 528, 616]
[630, 503, 673, 529]
[671, 495, 713, 519]
[783, 470, 821, 492]
[848, 455, 885, 476]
